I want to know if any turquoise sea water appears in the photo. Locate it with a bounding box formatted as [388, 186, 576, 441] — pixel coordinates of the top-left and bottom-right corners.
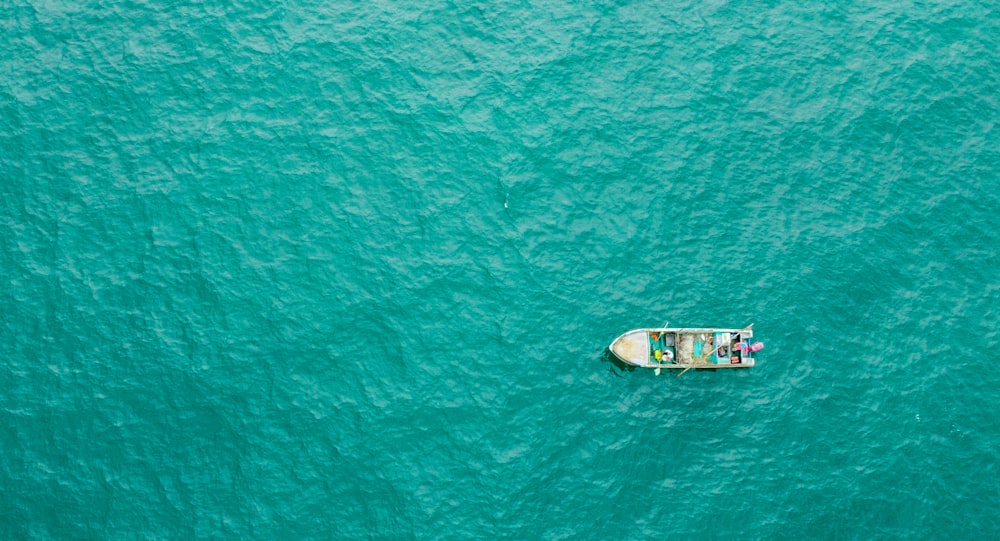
[3, 0, 999, 538]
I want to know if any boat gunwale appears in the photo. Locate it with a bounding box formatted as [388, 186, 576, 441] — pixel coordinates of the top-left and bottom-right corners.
[609, 326, 756, 369]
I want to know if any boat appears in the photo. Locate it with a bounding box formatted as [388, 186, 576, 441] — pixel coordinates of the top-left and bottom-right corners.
[609, 324, 761, 374]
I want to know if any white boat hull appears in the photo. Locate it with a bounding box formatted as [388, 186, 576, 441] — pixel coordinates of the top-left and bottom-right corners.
[609, 327, 758, 370]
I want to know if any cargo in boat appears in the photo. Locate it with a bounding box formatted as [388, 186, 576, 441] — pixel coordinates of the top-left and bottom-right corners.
[609, 325, 761, 371]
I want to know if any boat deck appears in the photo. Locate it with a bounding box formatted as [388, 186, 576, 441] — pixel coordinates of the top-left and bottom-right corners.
[610, 327, 757, 369]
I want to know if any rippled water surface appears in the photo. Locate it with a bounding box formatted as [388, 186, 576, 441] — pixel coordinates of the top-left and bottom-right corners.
[2, 0, 999, 538]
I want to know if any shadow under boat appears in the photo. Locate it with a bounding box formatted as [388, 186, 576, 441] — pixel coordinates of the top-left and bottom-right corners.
[602, 348, 635, 374]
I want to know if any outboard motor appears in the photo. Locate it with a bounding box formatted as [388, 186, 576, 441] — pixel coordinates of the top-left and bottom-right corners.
[737, 342, 765, 353]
